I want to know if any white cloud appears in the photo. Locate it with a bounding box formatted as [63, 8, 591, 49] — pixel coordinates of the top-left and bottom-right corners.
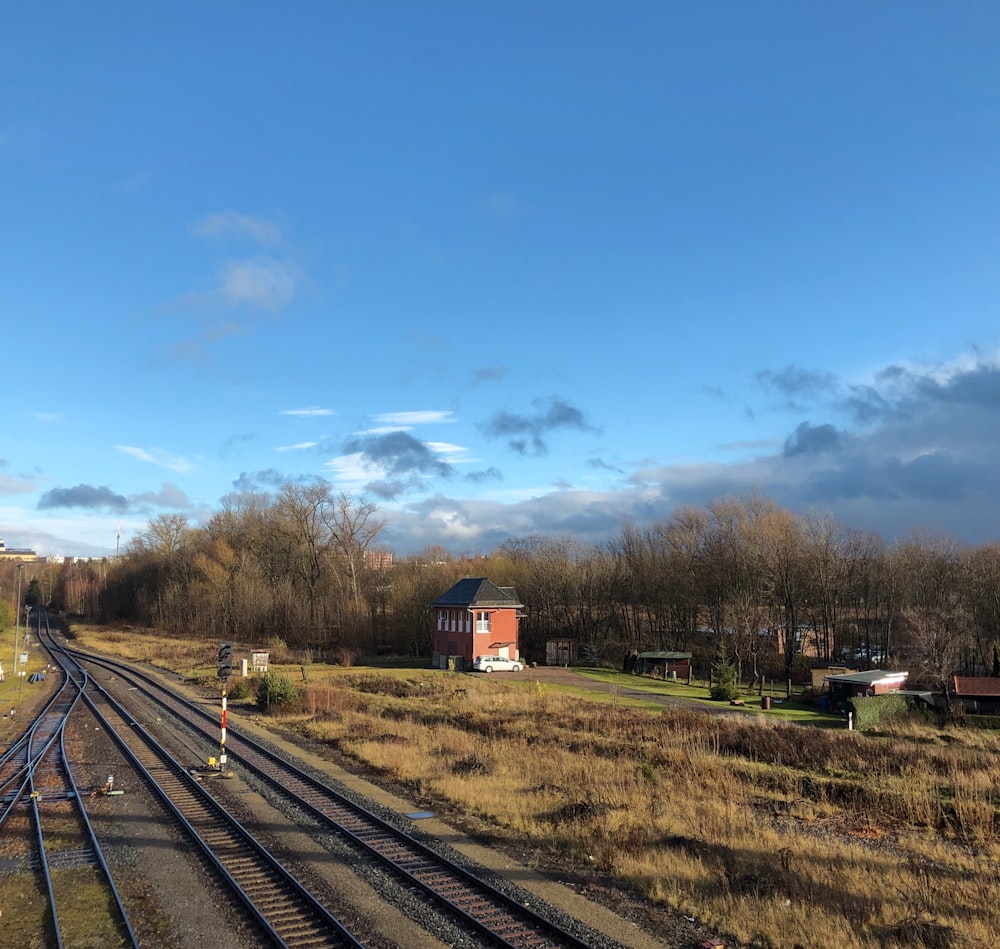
[280, 407, 334, 417]
[426, 441, 471, 459]
[324, 452, 379, 486]
[115, 445, 193, 473]
[0, 474, 38, 496]
[192, 211, 283, 246]
[354, 425, 410, 435]
[372, 410, 456, 426]
[274, 442, 318, 452]
[218, 258, 300, 311]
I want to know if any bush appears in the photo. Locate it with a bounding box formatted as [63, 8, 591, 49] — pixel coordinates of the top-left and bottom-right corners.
[849, 693, 909, 732]
[227, 678, 251, 700]
[256, 671, 299, 712]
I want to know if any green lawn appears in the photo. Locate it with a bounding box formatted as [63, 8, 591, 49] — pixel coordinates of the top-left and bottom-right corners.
[571, 667, 845, 725]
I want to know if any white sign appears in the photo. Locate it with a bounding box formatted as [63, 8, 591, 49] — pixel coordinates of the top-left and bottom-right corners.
[251, 651, 269, 672]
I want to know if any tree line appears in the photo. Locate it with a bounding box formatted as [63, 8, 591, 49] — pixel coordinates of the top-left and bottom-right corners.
[34, 487, 1000, 688]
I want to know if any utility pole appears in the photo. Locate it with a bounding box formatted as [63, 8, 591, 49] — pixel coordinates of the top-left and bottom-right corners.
[11, 564, 25, 704]
[19, 605, 31, 701]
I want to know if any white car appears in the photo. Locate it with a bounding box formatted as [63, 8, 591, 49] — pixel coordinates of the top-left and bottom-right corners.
[473, 655, 523, 673]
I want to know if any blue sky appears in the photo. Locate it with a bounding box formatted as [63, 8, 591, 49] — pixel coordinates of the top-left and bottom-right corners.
[4, 2, 1000, 558]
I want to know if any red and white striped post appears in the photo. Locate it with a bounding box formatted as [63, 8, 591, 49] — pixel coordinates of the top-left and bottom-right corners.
[217, 642, 233, 772]
[220, 692, 227, 769]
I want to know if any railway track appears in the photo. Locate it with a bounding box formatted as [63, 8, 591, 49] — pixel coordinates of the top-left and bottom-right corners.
[19, 611, 366, 948]
[46, 625, 618, 949]
[1, 611, 137, 948]
[78, 681, 364, 948]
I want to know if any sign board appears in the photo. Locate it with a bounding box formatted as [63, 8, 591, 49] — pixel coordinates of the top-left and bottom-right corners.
[251, 651, 269, 672]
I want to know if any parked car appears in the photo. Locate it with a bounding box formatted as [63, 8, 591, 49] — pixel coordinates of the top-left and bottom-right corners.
[472, 655, 523, 673]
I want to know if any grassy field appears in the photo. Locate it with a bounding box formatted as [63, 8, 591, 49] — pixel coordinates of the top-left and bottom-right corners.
[0, 620, 52, 744]
[68, 625, 999, 949]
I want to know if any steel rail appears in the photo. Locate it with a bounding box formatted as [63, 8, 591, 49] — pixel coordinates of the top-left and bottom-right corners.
[0, 665, 72, 823]
[44, 631, 365, 949]
[25, 668, 87, 949]
[56, 634, 604, 949]
[8, 611, 137, 948]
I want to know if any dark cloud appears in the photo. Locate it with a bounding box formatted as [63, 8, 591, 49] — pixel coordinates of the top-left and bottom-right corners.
[343, 431, 453, 479]
[129, 484, 191, 510]
[480, 397, 595, 456]
[757, 366, 836, 397]
[841, 384, 893, 424]
[587, 457, 623, 474]
[38, 484, 128, 512]
[471, 365, 509, 385]
[369, 356, 1000, 556]
[910, 362, 1000, 407]
[219, 432, 256, 458]
[366, 477, 424, 501]
[783, 422, 841, 458]
[232, 469, 289, 491]
[465, 467, 502, 484]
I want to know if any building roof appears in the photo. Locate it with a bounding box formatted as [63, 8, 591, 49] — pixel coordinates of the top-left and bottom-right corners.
[952, 676, 1000, 697]
[824, 670, 908, 686]
[431, 577, 523, 609]
[638, 651, 693, 660]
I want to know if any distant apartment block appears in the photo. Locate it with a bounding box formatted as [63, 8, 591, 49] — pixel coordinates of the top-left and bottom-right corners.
[365, 549, 394, 570]
[0, 538, 38, 562]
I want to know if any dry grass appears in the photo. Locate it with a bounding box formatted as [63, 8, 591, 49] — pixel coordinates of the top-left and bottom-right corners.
[291, 675, 1000, 949]
[70, 628, 1000, 949]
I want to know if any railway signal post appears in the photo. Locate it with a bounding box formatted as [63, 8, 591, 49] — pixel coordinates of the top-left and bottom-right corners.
[217, 642, 233, 775]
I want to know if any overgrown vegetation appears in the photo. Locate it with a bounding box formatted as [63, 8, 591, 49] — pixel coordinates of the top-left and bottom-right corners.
[71, 628, 1000, 949]
[226, 677, 252, 700]
[287, 669, 999, 948]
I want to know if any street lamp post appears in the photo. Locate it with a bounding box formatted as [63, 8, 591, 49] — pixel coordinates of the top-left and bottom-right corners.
[11, 564, 25, 706]
[18, 605, 31, 701]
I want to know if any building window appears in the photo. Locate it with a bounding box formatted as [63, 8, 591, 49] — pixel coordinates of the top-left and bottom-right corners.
[476, 611, 491, 633]
[450, 612, 456, 632]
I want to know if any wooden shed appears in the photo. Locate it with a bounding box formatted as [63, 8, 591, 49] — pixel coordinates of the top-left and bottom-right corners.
[635, 651, 692, 682]
[823, 670, 908, 711]
[546, 639, 577, 666]
[951, 677, 1000, 715]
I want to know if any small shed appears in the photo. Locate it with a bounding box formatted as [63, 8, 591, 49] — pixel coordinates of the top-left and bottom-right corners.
[546, 639, 577, 666]
[824, 670, 908, 711]
[810, 665, 856, 692]
[635, 651, 692, 682]
[951, 677, 1000, 715]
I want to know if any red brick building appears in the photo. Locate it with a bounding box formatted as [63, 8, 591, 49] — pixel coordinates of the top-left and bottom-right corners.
[431, 578, 522, 671]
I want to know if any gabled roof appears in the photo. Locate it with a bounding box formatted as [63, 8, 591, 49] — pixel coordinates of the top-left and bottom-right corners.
[432, 577, 523, 609]
[952, 676, 1000, 697]
[824, 670, 908, 686]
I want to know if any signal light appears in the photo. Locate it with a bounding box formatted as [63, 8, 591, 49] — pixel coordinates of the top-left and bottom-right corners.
[217, 641, 233, 679]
